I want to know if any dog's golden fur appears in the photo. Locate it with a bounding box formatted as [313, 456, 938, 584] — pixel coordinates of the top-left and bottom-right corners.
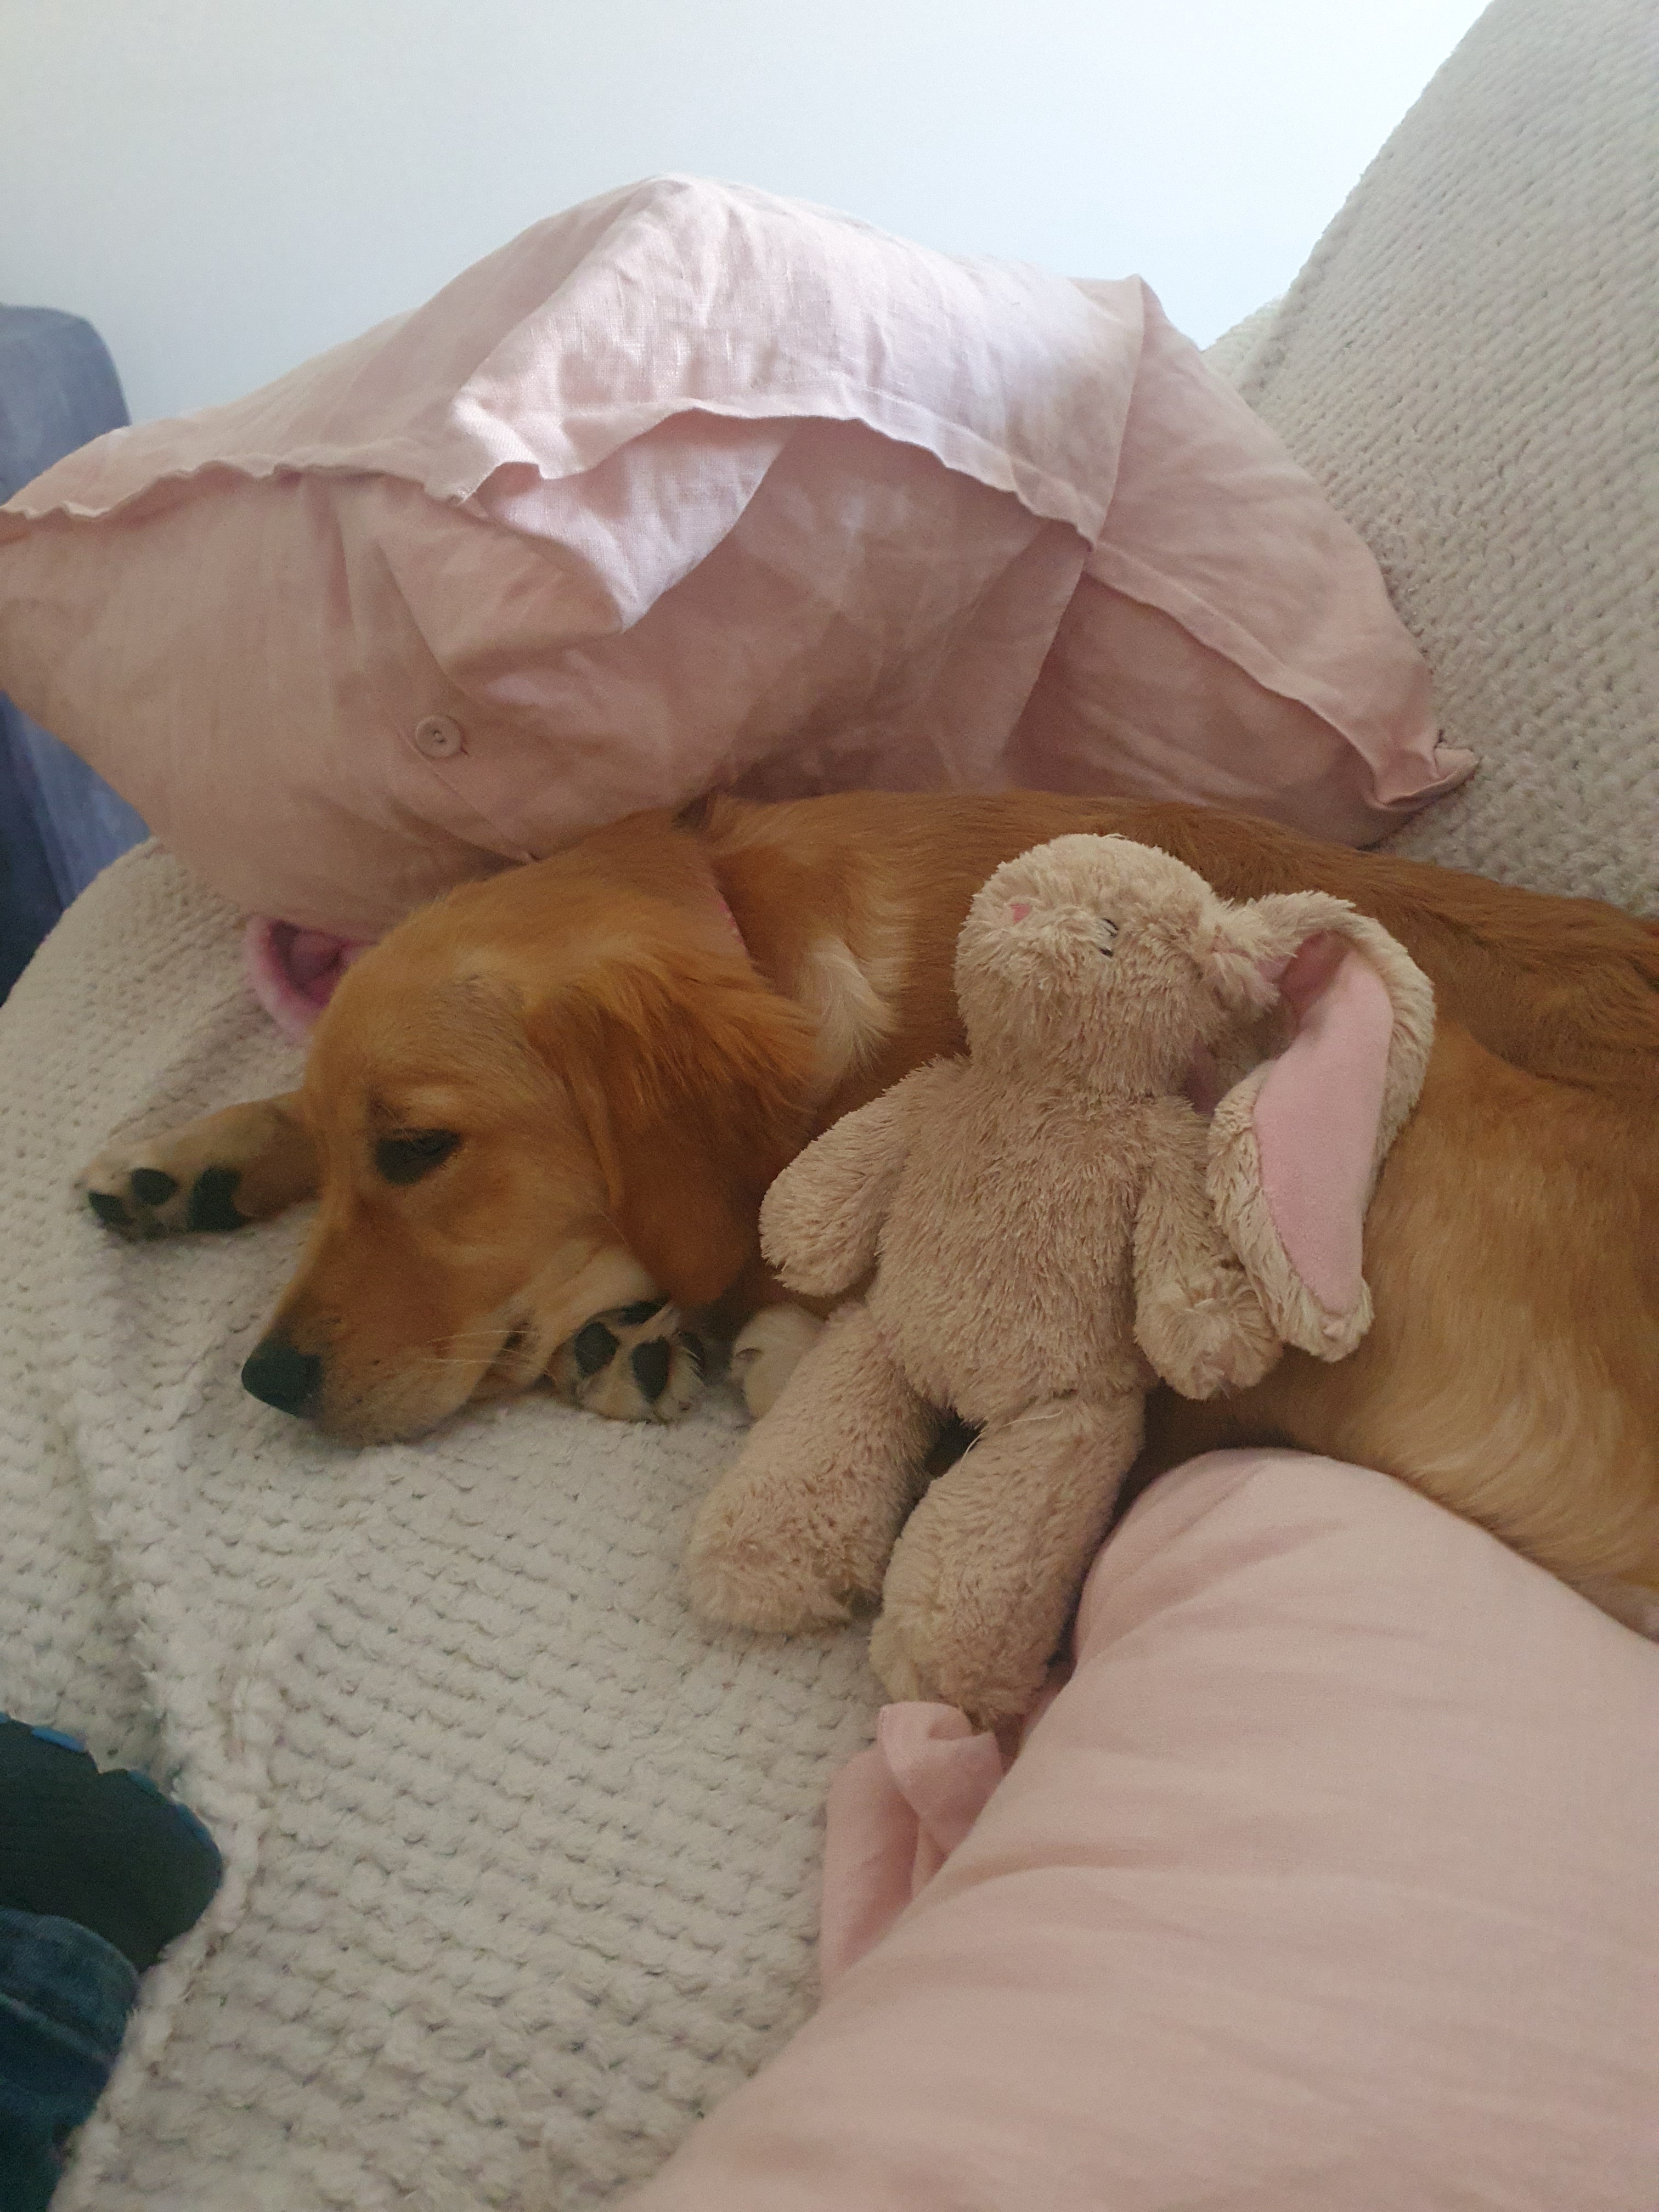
[85, 791, 1659, 1596]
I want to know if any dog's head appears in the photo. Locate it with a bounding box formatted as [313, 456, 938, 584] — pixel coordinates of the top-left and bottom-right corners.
[243, 816, 818, 1443]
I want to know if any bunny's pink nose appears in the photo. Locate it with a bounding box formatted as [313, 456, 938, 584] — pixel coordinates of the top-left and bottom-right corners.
[1007, 900, 1032, 923]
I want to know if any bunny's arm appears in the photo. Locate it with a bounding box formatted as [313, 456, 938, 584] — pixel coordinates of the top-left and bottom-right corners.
[1132, 1100, 1281, 1400]
[760, 1063, 960, 1301]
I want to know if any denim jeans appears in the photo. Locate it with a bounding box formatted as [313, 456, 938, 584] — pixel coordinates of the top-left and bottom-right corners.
[0, 1908, 136, 2210]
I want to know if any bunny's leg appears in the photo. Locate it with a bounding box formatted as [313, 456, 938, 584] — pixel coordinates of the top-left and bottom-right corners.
[686, 1302, 939, 1635]
[870, 1392, 1143, 1727]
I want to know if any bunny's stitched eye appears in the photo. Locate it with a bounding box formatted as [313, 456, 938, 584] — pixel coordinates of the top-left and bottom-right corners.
[376, 1129, 461, 1185]
[1098, 919, 1119, 957]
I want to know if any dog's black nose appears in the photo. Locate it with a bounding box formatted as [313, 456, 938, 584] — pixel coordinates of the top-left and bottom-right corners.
[241, 1336, 323, 1417]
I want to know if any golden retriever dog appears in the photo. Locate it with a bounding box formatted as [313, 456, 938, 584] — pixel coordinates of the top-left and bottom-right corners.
[82, 791, 1659, 1605]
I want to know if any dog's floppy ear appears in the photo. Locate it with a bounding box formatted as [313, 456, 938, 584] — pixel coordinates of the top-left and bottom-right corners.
[538, 949, 820, 1309]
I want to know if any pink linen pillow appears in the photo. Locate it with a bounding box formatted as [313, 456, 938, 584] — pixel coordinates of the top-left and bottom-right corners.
[627, 1450, 1659, 2211]
[0, 178, 1471, 940]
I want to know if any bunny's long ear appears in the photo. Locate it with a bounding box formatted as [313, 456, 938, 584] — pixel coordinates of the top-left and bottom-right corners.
[1206, 894, 1435, 1359]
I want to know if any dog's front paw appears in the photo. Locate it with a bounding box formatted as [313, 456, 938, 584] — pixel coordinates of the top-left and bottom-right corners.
[548, 1299, 707, 1424]
[80, 1099, 314, 1240]
[80, 1141, 249, 1240]
[729, 1304, 824, 1419]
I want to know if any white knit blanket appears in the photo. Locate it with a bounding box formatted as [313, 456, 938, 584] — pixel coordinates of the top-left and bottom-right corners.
[1, 845, 880, 2209]
[3, 0, 1654, 2200]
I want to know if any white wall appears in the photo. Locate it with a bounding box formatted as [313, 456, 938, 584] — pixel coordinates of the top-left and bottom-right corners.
[2, 0, 1489, 427]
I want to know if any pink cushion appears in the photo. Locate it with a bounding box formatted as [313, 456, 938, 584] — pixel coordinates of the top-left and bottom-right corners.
[625, 1451, 1659, 2211]
[0, 178, 1471, 939]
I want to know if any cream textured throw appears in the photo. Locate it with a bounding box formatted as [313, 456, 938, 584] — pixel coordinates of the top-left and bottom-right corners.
[1, 0, 1652, 2201]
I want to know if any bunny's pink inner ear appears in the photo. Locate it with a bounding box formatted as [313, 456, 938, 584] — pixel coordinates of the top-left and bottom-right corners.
[1252, 935, 1395, 1316]
[1276, 930, 1351, 1011]
[1210, 928, 1282, 1014]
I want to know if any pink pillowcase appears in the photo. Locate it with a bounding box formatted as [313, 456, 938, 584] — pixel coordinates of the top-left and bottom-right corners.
[628, 1451, 1659, 2211]
[0, 179, 1470, 940]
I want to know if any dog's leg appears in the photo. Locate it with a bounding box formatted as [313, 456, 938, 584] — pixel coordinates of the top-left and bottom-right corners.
[80, 1094, 317, 1239]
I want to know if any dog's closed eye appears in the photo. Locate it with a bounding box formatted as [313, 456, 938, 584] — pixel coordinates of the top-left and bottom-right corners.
[1098, 919, 1119, 957]
[376, 1129, 461, 1186]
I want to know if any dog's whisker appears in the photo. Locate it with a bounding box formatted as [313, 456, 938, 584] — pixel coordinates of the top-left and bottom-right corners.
[417, 1351, 540, 1376]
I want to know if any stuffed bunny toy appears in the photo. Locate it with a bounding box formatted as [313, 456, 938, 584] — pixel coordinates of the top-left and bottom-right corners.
[687, 834, 1434, 1724]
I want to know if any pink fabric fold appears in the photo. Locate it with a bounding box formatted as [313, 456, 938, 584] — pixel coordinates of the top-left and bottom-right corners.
[820, 1705, 1007, 1990]
[820, 1674, 1071, 1992]
[0, 179, 1469, 941]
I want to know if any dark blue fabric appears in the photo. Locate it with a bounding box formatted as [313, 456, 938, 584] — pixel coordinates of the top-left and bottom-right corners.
[0, 1908, 136, 2210]
[0, 309, 128, 506]
[1, 306, 148, 1002]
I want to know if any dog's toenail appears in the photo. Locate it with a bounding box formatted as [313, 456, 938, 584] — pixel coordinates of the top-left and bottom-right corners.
[186, 1166, 247, 1233]
[573, 1321, 619, 1376]
[130, 1168, 179, 1206]
[616, 1296, 668, 1325]
[630, 1340, 673, 1400]
[87, 1190, 130, 1228]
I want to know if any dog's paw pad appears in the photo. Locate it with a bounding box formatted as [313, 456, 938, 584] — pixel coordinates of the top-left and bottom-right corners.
[629, 1338, 673, 1401]
[183, 1166, 248, 1234]
[86, 1188, 135, 1231]
[572, 1319, 621, 1375]
[550, 1300, 706, 1424]
[80, 1146, 249, 1240]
